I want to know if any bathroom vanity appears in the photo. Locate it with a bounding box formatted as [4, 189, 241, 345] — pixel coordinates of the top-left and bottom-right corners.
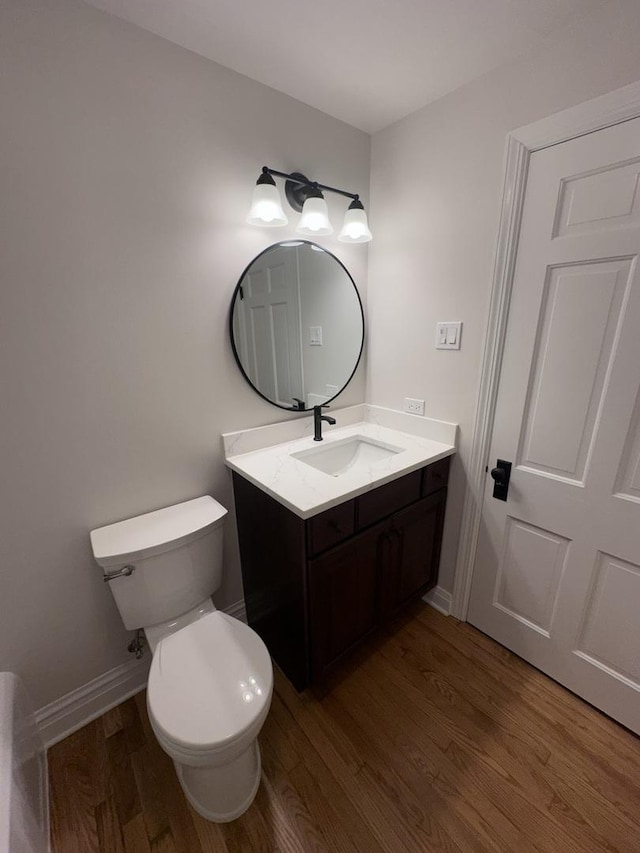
[227, 236, 455, 690]
[225, 411, 456, 690]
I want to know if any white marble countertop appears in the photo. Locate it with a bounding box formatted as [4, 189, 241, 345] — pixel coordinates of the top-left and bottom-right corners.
[224, 409, 456, 519]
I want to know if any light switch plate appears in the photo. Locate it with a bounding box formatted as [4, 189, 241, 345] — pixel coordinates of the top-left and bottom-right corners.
[309, 326, 323, 346]
[435, 321, 462, 350]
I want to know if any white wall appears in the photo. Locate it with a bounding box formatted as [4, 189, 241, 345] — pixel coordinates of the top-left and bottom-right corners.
[298, 244, 364, 404]
[0, 0, 369, 709]
[367, 0, 640, 594]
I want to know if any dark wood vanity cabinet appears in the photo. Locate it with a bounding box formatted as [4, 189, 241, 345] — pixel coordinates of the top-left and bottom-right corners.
[232, 456, 450, 689]
[308, 520, 383, 678]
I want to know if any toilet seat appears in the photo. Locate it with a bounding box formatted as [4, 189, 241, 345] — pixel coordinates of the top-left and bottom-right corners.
[147, 611, 272, 756]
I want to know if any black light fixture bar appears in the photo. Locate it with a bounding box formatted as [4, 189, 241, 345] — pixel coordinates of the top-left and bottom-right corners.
[248, 164, 372, 241]
[260, 166, 359, 211]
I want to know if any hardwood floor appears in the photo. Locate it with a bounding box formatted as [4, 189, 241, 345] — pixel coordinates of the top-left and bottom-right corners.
[49, 603, 640, 852]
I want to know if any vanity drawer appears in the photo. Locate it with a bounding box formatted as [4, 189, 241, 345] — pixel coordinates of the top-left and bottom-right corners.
[357, 470, 422, 530]
[307, 500, 356, 556]
[422, 456, 451, 496]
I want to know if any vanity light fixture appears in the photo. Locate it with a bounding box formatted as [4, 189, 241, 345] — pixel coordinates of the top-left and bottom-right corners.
[247, 166, 372, 243]
[246, 171, 288, 227]
[339, 198, 373, 243]
[297, 186, 333, 237]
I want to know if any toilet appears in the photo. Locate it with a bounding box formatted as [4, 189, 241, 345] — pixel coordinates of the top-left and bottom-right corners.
[89, 495, 273, 823]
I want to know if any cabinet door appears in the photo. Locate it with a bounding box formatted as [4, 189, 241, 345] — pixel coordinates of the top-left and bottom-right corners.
[392, 490, 447, 607]
[308, 521, 387, 678]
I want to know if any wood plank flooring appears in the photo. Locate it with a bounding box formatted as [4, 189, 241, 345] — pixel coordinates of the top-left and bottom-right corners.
[49, 603, 640, 852]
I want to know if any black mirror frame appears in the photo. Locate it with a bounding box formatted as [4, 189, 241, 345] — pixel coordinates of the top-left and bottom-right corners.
[229, 240, 365, 412]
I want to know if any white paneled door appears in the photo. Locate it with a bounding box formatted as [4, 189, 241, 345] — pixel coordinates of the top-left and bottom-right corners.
[468, 117, 640, 734]
[232, 246, 304, 408]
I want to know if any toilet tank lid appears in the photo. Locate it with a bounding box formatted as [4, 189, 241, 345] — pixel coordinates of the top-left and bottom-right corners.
[90, 496, 227, 566]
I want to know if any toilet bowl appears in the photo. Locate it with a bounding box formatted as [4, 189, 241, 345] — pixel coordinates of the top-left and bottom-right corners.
[90, 495, 273, 822]
[146, 608, 272, 822]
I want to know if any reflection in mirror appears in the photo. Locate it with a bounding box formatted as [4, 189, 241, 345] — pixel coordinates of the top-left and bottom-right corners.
[230, 241, 364, 411]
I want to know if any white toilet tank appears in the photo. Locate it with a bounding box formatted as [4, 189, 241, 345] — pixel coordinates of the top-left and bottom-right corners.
[90, 496, 227, 630]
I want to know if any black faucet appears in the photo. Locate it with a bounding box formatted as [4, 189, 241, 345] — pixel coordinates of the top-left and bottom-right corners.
[313, 405, 336, 441]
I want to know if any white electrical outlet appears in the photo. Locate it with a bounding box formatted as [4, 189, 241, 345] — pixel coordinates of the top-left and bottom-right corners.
[404, 397, 425, 416]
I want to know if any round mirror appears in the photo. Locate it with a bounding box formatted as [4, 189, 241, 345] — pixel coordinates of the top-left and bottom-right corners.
[230, 241, 364, 411]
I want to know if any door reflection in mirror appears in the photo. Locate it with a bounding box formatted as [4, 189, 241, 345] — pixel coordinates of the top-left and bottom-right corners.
[230, 241, 364, 411]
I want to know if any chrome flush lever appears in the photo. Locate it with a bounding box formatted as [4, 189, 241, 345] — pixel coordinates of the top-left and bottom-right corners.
[103, 564, 136, 583]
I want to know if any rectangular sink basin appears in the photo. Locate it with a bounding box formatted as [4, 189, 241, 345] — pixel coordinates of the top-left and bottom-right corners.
[292, 435, 404, 477]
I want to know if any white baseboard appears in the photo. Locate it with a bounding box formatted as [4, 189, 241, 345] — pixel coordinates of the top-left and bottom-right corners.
[422, 585, 453, 616]
[36, 598, 247, 748]
[36, 657, 150, 748]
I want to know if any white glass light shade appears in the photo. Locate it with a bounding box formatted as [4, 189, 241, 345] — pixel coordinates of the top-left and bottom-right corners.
[246, 182, 288, 227]
[338, 206, 372, 243]
[296, 197, 333, 236]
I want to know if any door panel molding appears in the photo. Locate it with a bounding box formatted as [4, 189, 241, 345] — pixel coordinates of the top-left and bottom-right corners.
[453, 79, 640, 620]
[574, 550, 640, 688]
[493, 516, 571, 636]
[615, 386, 640, 503]
[517, 260, 631, 483]
[553, 157, 640, 238]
